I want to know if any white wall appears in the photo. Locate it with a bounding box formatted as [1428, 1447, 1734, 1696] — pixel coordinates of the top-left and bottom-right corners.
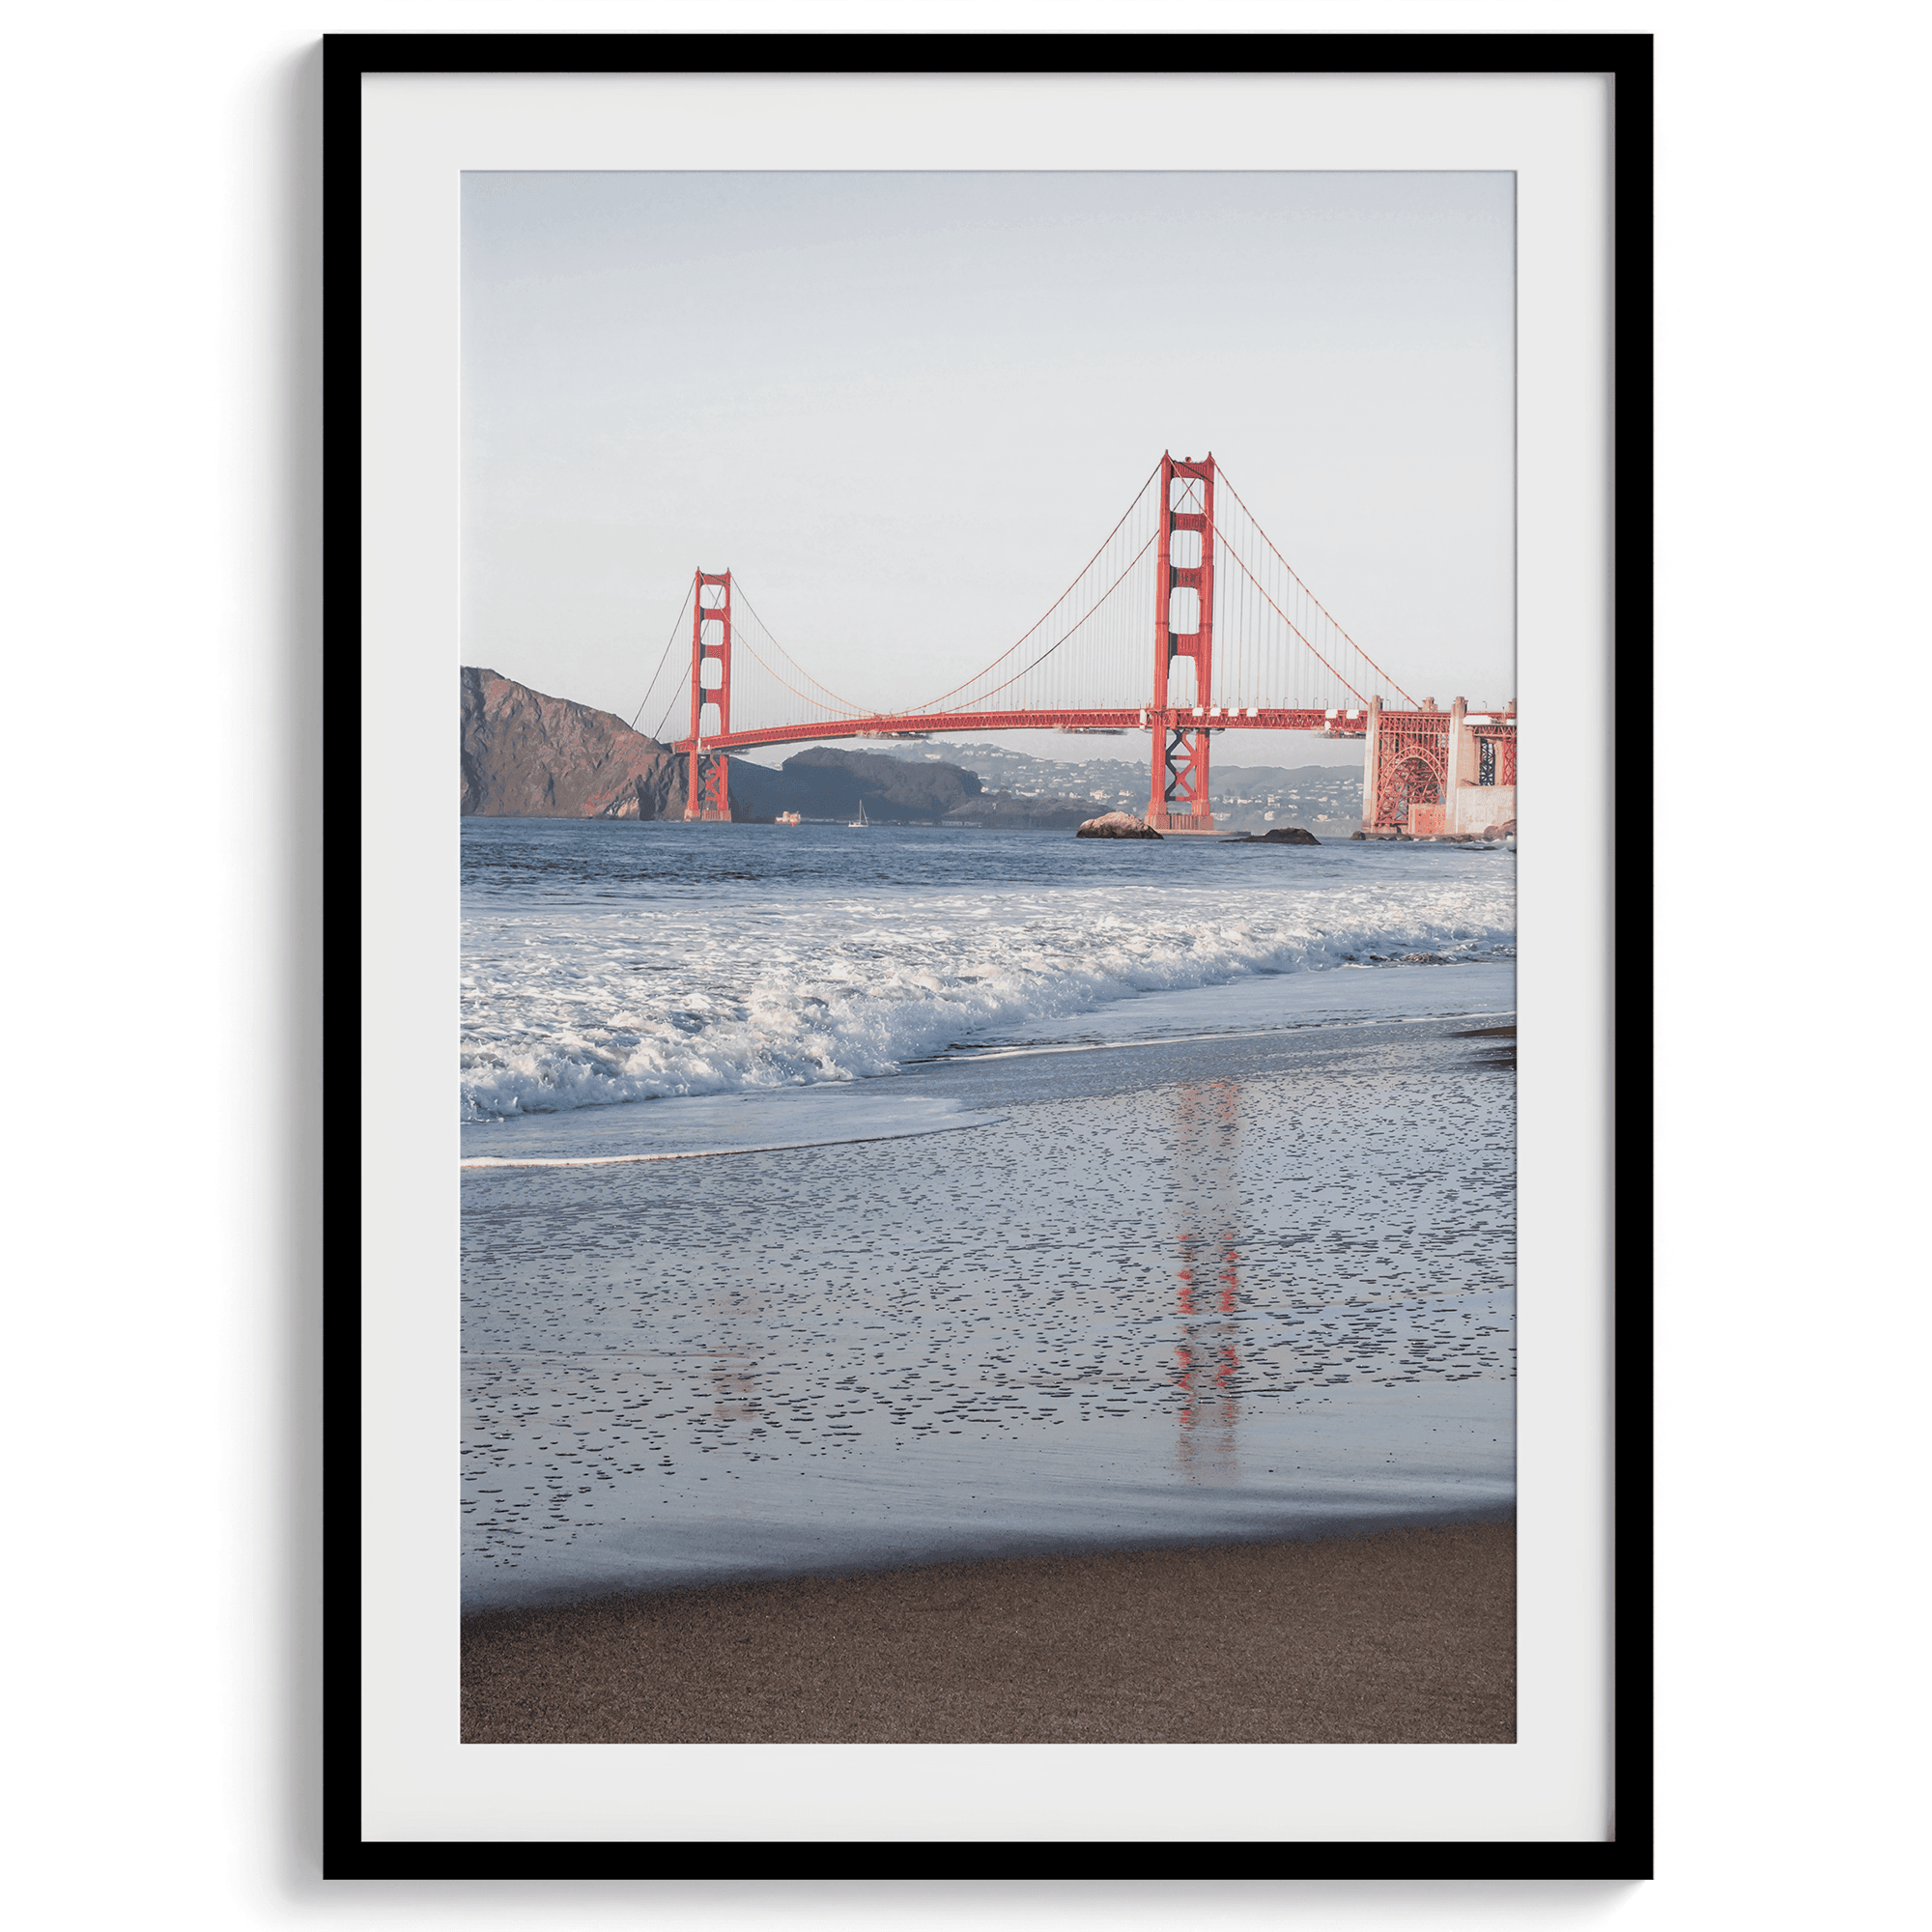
[3, 2, 1923, 1924]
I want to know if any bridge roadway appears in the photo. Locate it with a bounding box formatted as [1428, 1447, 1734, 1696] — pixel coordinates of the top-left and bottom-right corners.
[672, 705, 1371, 757]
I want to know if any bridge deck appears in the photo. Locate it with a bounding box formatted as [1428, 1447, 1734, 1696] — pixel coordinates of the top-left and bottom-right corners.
[673, 707, 1370, 755]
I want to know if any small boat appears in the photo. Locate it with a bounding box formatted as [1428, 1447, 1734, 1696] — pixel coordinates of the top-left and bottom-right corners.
[848, 800, 870, 829]
[776, 810, 802, 826]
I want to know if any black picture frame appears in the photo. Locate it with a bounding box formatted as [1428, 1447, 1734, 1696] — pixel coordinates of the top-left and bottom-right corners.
[323, 30, 1652, 1879]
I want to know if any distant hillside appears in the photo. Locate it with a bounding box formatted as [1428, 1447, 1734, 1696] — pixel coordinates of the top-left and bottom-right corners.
[864, 739, 1364, 832]
[461, 668, 687, 818]
[939, 789, 1093, 831]
[768, 747, 980, 821]
[726, 747, 1106, 825]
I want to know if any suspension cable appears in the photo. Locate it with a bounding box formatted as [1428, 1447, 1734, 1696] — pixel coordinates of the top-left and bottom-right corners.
[730, 629, 870, 719]
[633, 577, 696, 738]
[1214, 463, 1417, 706]
[939, 531, 1158, 710]
[900, 460, 1161, 714]
[729, 580, 871, 717]
[1212, 524, 1371, 708]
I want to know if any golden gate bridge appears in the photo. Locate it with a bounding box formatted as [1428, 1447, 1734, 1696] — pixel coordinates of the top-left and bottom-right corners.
[634, 453, 1516, 838]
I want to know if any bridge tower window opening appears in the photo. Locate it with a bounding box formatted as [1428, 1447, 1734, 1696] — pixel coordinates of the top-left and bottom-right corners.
[1479, 736, 1496, 786]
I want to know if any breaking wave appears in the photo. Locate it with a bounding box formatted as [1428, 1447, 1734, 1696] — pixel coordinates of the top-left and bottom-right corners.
[460, 877, 1515, 1122]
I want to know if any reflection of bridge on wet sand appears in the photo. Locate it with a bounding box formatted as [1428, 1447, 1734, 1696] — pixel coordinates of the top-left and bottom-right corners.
[668, 1047, 1507, 1495]
[1170, 1078, 1247, 1483]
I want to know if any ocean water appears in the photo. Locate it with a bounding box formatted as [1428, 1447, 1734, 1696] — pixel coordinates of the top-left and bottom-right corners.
[461, 820, 1517, 1610]
[461, 820, 1514, 1127]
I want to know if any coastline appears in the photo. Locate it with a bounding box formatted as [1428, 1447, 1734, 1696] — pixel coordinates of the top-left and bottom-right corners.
[462, 1517, 1516, 1745]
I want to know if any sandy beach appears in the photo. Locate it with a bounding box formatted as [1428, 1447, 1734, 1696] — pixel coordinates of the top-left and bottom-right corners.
[463, 1517, 1514, 1744]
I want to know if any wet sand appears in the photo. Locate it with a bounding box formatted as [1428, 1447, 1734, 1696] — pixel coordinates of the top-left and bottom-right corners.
[461, 993, 1517, 1612]
[462, 1517, 1514, 1744]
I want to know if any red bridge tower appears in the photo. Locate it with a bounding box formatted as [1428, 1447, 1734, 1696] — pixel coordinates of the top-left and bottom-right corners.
[684, 570, 733, 821]
[1147, 453, 1218, 833]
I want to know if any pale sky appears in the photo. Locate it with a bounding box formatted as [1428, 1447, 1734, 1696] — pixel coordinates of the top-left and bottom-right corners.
[462, 171, 1514, 768]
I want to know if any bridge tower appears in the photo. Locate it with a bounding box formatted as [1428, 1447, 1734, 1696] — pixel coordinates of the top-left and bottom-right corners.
[1148, 453, 1218, 833]
[684, 570, 733, 821]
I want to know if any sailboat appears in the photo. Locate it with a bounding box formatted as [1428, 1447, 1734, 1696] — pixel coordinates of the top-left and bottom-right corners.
[847, 798, 871, 829]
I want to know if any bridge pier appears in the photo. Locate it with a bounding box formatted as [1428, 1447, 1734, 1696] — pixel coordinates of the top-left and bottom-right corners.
[1146, 712, 1216, 833]
[1361, 694, 1518, 836]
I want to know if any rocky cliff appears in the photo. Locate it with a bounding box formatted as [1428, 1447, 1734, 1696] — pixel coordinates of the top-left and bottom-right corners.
[460, 668, 686, 819]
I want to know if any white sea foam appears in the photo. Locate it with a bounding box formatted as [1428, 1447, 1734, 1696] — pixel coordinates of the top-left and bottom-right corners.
[460, 875, 1515, 1122]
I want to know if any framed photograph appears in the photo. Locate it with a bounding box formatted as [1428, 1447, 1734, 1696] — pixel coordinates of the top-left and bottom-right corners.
[327, 33, 1650, 1873]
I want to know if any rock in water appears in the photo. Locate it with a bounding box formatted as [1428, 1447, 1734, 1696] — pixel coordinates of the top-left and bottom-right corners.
[1075, 810, 1163, 839]
[1224, 826, 1321, 845]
